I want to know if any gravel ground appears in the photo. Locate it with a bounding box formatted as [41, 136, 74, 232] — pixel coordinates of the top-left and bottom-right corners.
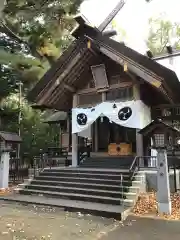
[0, 202, 121, 240]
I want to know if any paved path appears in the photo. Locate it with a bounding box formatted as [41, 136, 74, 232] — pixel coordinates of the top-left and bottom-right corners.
[101, 215, 180, 240]
[0, 202, 119, 240]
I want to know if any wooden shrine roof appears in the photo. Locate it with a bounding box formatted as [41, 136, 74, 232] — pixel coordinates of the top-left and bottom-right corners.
[138, 119, 180, 136]
[43, 111, 67, 124]
[28, 23, 180, 111]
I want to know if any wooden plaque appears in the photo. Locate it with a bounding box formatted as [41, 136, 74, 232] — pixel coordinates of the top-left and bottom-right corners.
[91, 64, 109, 91]
[108, 143, 132, 156]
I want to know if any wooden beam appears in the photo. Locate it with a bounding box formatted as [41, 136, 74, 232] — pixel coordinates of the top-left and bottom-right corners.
[46, 51, 93, 107]
[37, 51, 83, 105]
[77, 81, 132, 94]
[88, 47, 98, 56]
[64, 84, 76, 93]
[100, 46, 163, 88]
[161, 81, 175, 103]
[159, 86, 174, 104]
[153, 104, 180, 109]
[98, 0, 125, 32]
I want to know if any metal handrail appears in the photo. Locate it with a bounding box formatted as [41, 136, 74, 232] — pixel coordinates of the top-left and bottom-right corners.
[120, 173, 124, 207]
[129, 156, 139, 180]
[129, 156, 138, 172]
[78, 145, 91, 165]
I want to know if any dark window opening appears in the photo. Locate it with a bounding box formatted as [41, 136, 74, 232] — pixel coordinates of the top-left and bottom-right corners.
[78, 93, 102, 106]
[106, 87, 133, 101]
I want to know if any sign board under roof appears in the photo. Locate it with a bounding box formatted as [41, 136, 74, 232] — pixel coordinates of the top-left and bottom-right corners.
[0, 131, 22, 143]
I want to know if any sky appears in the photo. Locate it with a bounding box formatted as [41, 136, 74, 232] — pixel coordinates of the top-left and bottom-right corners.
[80, 0, 180, 53]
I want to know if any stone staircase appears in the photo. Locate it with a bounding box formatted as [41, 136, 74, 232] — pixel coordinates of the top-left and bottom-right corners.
[15, 167, 144, 219]
[79, 156, 134, 169]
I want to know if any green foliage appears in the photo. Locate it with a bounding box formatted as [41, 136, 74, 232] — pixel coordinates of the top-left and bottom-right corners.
[1, 96, 60, 158]
[0, 0, 82, 101]
[147, 16, 180, 55]
[0, 65, 19, 102]
[2, 0, 83, 64]
[0, 34, 46, 101]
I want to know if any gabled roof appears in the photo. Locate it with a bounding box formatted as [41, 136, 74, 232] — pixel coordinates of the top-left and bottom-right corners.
[28, 23, 180, 111]
[138, 119, 180, 136]
[43, 111, 67, 124]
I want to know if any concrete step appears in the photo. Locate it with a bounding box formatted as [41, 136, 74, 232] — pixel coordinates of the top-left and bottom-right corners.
[0, 194, 131, 220]
[79, 159, 132, 163]
[79, 165, 130, 169]
[79, 166, 129, 169]
[79, 157, 134, 168]
[31, 179, 132, 191]
[35, 175, 133, 186]
[39, 171, 130, 180]
[82, 157, 133, 162]
[43, 168, 130, 175]
[80, 159, 132, 163]
[26, 184, 137, 200]
[79, 162, 132, 167]
[20, 188, 134, 206]
[25, 184, 124, 198]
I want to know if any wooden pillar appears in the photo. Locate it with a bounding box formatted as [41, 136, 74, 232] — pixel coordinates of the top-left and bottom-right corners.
[59, 126, 62, 148]
[136, 129, 144, 155]
[67, 111, 71, 152]
[94, 92, 106, 152]
[133, 83, 140, 100]
[134, 84, 144, 161]
[102, 92, 106, 102]
[72, 94, 78, 167]
[94, 121, 98, 152]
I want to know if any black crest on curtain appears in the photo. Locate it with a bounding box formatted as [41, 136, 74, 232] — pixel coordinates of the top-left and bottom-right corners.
[118, 107, 132, 121]
[77, 113, 88, 125]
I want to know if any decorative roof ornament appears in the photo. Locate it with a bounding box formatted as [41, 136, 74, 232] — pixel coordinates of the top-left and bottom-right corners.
[73, 0, 154, 39]
[73, 0, 127, 39]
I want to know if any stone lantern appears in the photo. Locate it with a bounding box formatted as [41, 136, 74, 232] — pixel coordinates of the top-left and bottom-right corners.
[139, 119, 180, 215]
[0, 131, 22, 189]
